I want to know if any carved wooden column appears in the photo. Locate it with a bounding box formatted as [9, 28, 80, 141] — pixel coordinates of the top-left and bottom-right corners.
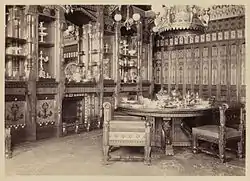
[136, 19, 143, 97]
[183, 45, 187, 96]
[88, 24, 93, 77]
[160, 46, 164, 90]
[26, 7, 37, 141]
[114, 21, 121, 109]
[148, 32, 154, 99]
[97, 5, 104, 128]
[54, 7, 65, 137]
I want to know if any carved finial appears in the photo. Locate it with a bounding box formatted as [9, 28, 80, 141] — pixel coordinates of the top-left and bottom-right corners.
[103, 102, 111, 109]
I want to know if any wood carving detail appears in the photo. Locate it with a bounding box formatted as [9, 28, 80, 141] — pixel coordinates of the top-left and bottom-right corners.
[5, 101, 25, 127]
[37, 100, 55, 124]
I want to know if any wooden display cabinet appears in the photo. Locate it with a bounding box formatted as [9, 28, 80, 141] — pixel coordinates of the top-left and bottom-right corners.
[37, 14, 56, 79]
[5, 5, 27, 81]
[115, 7, 150, 104]
[5, 6, 65, 155]
[113, 6, 153, 105]
[5, 5, 29, 158]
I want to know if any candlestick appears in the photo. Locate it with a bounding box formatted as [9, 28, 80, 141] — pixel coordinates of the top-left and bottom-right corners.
[38, 50, 49, 78]
[38, 22, 48, 43]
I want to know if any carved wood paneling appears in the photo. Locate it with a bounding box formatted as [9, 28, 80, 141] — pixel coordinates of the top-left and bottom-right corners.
[5, 101, 26, 128]
[153, 16, 246, 102]
[36, 99, 55, 125]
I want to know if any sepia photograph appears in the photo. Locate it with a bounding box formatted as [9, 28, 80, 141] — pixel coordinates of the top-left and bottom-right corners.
[3, 2, 246, 176]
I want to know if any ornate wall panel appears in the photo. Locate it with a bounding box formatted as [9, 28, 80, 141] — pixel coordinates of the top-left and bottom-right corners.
[163, 51, 169, 84]
[177, 50, 184, 84]
[202, 47, 209, 85]
[240, 43, 245, 85]
[153, 16, 245, 103]
[219, 45, 227, 85]
[211, 46, 218, 85]
[186, 48, 192, 85]
[5, 101, 26, 128]
[230, 44, 237, 85]
[170, 50, 176, 84]
[36, 99, 55, 125]
[194, 48, 200, 85]
[142, 45, 149, 81]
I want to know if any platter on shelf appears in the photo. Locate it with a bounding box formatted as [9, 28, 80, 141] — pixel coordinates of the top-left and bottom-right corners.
[65, 62, 88, 83]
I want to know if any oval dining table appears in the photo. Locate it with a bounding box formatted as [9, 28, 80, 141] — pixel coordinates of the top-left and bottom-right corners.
[117, 104, 216, 155]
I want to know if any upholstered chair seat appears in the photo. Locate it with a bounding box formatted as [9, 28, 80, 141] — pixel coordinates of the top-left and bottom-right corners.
[192, 125, 241, 139]
[192, 103, 245, 163]
[102, 102, 153, 165]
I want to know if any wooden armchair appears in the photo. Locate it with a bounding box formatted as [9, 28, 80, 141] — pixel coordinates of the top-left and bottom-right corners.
[102, 102, 153, 165]
[192, 103, 245, 163]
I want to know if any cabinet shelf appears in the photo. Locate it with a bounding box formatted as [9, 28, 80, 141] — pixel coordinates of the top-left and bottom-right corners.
[5, 54, 26, 59]
[119, 65, 137, 69]
[39, 42, 55, 48]
[120, 54, 137, 59]
[6, 37, 27, 44]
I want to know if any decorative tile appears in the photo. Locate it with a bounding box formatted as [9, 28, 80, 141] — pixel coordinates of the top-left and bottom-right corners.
[190, 36, 194, 43]
[195, 35, 200, 43]
[201, 34, 205, 42]
[170, 38, 173, 45]
[164, 39, 168, 46]
[184, 36, 189, 44]
[230, 30, 236, 39]
[179, 37, 183, 44]
[212, 33, 217, 41]
[174, 37, 178, 45]
[206, 34, 211, 42]
[218, 32, 223, 40]
[160, 39, 164, 46]
[237, 29, 243, 38]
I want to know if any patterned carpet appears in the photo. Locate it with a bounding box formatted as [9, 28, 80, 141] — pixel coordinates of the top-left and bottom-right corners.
[5, 129, 245, 176]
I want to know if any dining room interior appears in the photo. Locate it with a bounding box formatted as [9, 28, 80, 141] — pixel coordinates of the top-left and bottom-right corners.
[4, 4, 246, 176]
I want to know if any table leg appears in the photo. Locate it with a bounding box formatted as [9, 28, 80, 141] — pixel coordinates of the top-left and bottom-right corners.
[162, 119, 174, 155]
[172, 118, 191, 147]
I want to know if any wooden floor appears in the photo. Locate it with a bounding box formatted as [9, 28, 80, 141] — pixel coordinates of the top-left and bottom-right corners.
[5, 130, 245, 176]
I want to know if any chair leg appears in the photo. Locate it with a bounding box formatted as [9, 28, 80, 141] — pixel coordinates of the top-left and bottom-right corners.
[192, 134, 198, 154]
[219, 140, 226, 163]
[103, 145, 110, 165]
[237, 141, 243, 159]
[144, 146, 151, 166]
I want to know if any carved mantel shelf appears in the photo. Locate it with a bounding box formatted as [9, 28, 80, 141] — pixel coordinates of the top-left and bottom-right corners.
[36, 79, 59, 95]
[5, 81, 27, 96]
